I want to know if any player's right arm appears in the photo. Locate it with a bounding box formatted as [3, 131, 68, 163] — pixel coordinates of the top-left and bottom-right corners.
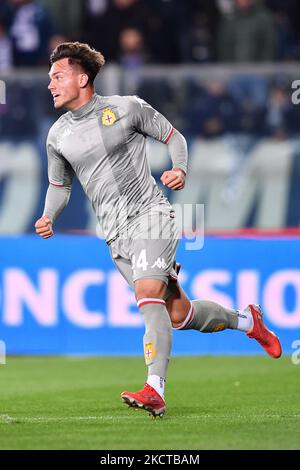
[129, 96, 188, 190]
[35, 124, 74, 239]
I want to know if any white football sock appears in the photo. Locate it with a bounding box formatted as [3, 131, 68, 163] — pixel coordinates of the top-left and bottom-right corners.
[237, 307, 254, 332]
[147, 374, 165, 399]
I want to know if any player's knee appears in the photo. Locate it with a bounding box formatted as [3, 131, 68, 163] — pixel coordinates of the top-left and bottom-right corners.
[135, 278, 167, 301]
[169, 309, 187, 328]
[165, 290, 191, 327]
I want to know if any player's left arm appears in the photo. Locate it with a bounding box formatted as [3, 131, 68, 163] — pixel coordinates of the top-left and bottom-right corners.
[160, 129, 187, 190]
[130, 96, 188, 190]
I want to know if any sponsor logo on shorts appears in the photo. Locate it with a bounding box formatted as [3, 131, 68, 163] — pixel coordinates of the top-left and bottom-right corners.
[151, 257, 167, 270]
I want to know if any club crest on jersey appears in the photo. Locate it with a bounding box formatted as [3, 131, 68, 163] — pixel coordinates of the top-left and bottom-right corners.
[102, 108, 116, 126]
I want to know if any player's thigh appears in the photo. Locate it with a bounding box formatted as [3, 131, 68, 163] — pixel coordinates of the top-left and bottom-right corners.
[111, 255, 134, 289]
[165, 281, 191, 326]
[130, 211, 178, 284]
[108, 235, 135, 288]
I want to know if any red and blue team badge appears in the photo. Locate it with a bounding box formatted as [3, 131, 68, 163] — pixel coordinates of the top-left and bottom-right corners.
[144, 342, 157, 361]
[102, 108, 116, 126]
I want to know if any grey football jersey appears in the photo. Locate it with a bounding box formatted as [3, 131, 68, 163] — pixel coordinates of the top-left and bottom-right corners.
[46, 93, 186, 242]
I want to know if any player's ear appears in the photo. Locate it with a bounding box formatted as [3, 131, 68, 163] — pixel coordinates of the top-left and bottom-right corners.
[79, 73, 89, 88]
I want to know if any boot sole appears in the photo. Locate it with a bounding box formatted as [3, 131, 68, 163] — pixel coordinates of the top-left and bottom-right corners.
[121, 395, 165, 418]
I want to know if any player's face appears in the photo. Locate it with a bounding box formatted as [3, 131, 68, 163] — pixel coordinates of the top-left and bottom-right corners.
[48, 58, 85, 110]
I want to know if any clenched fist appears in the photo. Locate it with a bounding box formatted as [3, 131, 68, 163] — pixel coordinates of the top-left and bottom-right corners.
[35, 215, 53, 239]
[160, 168, 186, 190]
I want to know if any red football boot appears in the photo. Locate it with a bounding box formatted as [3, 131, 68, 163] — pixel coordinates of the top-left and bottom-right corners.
[121, 383, 166, 417]
[246, 304, 282, 358]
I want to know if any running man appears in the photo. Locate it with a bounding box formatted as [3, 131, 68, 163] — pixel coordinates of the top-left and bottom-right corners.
[35, 42, 282, 418]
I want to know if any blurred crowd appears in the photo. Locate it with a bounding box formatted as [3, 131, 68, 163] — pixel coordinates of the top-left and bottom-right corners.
[182, 74, 300, 139]
[1, 71, 299, 141]
[1, 0, 300, 141]
[1, 0, 300, 71]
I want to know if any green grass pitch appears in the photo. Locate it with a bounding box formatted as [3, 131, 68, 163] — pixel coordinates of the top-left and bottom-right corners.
[0, 356, 299, 450]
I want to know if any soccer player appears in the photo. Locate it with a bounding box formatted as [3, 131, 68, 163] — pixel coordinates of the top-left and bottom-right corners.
[35, 42, 282, 418]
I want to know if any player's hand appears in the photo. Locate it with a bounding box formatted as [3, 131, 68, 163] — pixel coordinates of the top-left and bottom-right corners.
[35, 215, 53, 239]
[160, 168, 186, 190]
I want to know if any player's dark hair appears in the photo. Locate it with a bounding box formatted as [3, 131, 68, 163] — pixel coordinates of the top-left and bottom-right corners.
[49, 42, 105, 85]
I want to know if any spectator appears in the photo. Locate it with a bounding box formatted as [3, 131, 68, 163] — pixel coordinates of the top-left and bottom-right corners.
[217, 0, 235, 16]
[218, 0, 276, 62]
[118, 28, 147, 93]
[265, 0, 300, 60]
[38, 0, 83, 40]
[264, 75, 294, 139]
[119, 28, 146, 67]
[187, 80, 241, 137]
[145, 0, 189, 63]
[0, 1, 13, 26]
[185, 0, 220, 62]
[82, 0, 152, 63]
[228, 74, 267, 134]
[8, 0, 57, 66]
[0, 19, 13, 71]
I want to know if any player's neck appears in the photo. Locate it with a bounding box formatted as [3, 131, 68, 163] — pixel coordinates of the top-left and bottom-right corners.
[66, 90, 95, 112]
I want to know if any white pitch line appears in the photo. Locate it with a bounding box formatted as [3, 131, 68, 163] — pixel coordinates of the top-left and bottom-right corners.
[1, 414, 299, 424]
[0, 415, 101, 423]
[0, 415, 148, 423]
